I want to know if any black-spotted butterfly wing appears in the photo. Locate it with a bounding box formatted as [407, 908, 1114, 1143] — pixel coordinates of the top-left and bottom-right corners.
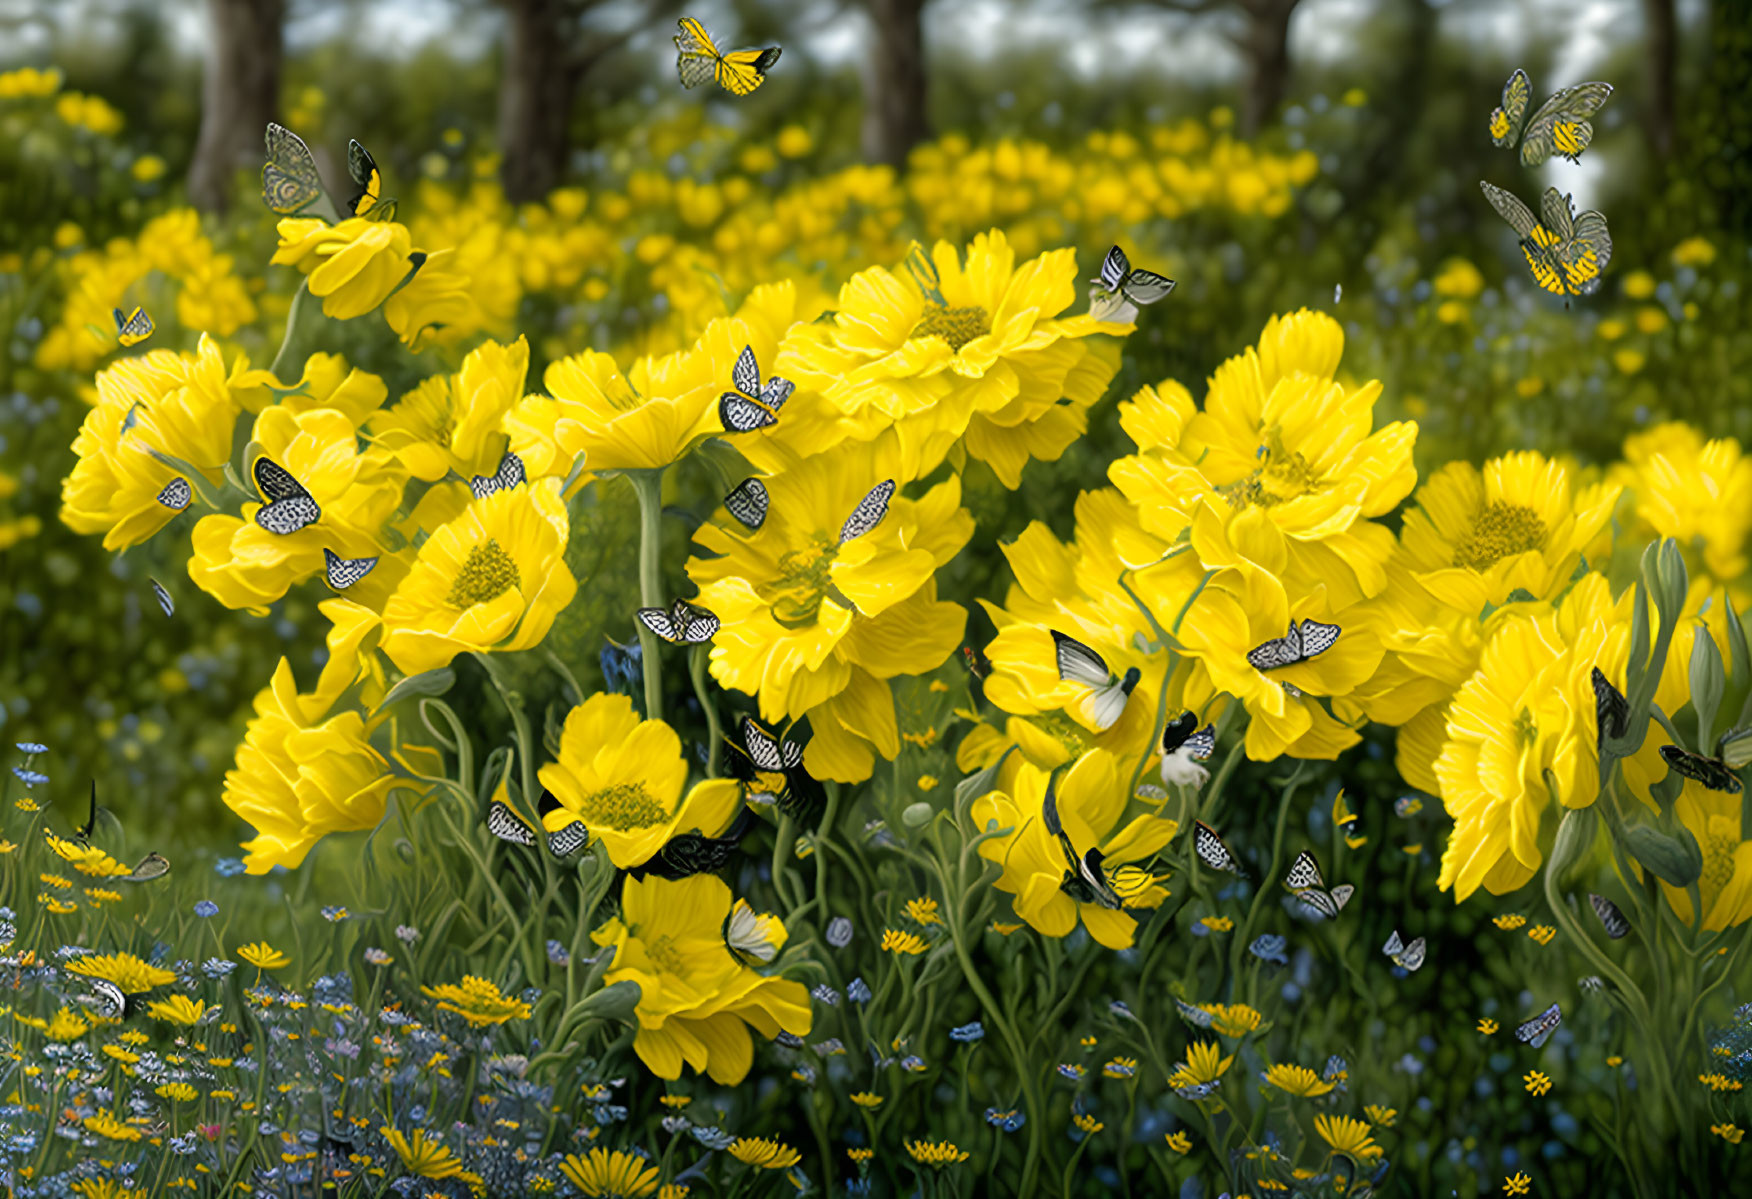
[487, 800, 538, 848]
[150, 579, 174, 617]
[156, 477, 191, 511]
[470, 451, 526, 500]
[1659, 744, 1743, 794]
[1589, 892, 1629, 939]
[719, 346, 778, 433]
[1516, 1002, 1562, 1049]
[323, 548, 378, 591]
[113, 306, 153, 347]
[1181, 726, 1215, 761]
[262, 122, 323, 215]
[1193, 820, 1244, 876]
[252, 456, 320, 535]
[1591, 667, 1629, 745]
[1160, 711, 1198, 754]
[1490, 68, 1532, 148]
[123, 852, 170, 882]
[1519, 81, 1613, 166]
[1284, 849, 1327, 893]
[839, 480, 895, 544]
[1247, 619, 1340, 671]
[724, 478, 770, 530]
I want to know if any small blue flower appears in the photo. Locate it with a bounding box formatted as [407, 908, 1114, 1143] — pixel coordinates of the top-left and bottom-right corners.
[14, 742, 46, 755]
[899, 1055, 925, 1072]
[214, 858, 247, 878]
[949, 1021, 985, 1043]
[847, 977, 871, 1003]
[1248, 934, 1288, 965]
[985, 1107, 1026, 1132]
[812, 984, 839, 1006]
[1109, 1000, 1134, 1018]
[201, 957, 237, 979]
[193, 900, 219, 919]
[826, 916, 853, 948]
[691, 1125, 735, 1150]
[10, 767, 47, 786]
[593, 1103, 628, 1124]
[546, 940, 570, 966]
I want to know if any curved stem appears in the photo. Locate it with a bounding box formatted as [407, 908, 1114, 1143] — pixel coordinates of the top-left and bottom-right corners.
[270, 280, 315, 379]
[629, 469, 668, 722]
[690, 643, 722, 777]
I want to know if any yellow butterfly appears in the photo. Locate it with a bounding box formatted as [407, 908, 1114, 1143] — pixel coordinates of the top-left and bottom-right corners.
[1480, 181, 1612, 297]
[1490, 69, 1613, 167]
[674, 16, 781, 97]
[346, 140, 397, 222]
[113, 305, 153, 348]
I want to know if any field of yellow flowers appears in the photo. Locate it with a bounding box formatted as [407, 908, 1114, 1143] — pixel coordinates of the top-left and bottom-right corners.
[3, 59, 1752, 1199]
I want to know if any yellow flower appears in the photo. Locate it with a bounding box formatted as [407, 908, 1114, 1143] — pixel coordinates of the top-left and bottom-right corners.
[536, 692, 743, 870]
[1314, 1113, 1382, 1161]
[1607, 1055, 1623, 1067]
[84, 1110, 143, 1141]
[381, 1127, 483, 1191]
[420, 977, 531, 1027]
[17, 1007, 90, 1041]
[729, 1137, 801, 1169]
[1199, 916, 1234, 933]
[972, 751, 1177, 949]
[1494, 915, 1527, 930]
[848, 1147, 874, 1164]
[1700, 1072, 1743, 1092]
[1528, 924, 1556, 945]
[1073, 1112, 1103, 1133]
[659, 1186, 690, 1199]
[1612, 422, 1752, 594]
[689, 446, 971, 782]
[904, 1138, 970, 1167]
[1171, 1040, 1234, 1090]
[380, 478, 577, 674]
[272, 218, 417, 320]
[1504, 1171, 1531, 1195]
[1208, 1003, 1263, 1038]
[592, 874, 811, 1085]
[1165, 1131, 1192, 1153]
[1523, 1070, 1552, 1096]
[1365, 1105, 1397, 1127]
[66, 952, 175, 993]
[1435, 299, 1469, 325]
[1622, 270, 1656, 298]
[384, 248, 483, 349]
[1614, 349, 1645, 374]
[1263, 1063, 1335, 1097]
[1672, 236, 1716, 267]
[905, 897, 942, 925]
[850, 1091, 884, 1108]
[1433, 258, 1484, 299]
[559, 1148, 660, 1197]
[147, 996, 208, 1026]
[156, 1081, 198, 1103]
[42, 834, 131, 878]
[882, 929, 929, 955]
[368, 338, 531, 482]
[236, 942, 290, 971]
[1636, 305, 1668, 334]
[1711, 1122, 1744, 1144]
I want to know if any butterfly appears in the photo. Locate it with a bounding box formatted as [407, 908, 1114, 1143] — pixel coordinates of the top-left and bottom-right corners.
[1480, 182, 1612, 298]
[1516, 1002, 1562, 1049]
[113, 305, 153, 348]
[490, 789, 589, 857]
[1042, 773, 1121, 909]
[636, 599, 720, 645]
[1088, 245, 1175, 323]
[674, 17, 781, 97]
[1246, 619, 1341, 672]
[839, 480, 894, 544]
[629, 808, 755, 881]
[121, 852, 171, 882]
[1394, 795, 1424, 818]
[1382, 929, 1426, 972]
[723, 477, 770, 530]
[1159, 710, 1215, 786]
[1591, 667, 1629, 745]
[486, 798, 539, 848]
[1721, 727, 1752, 770]
[718, 345, 794, 433]
[469, 451, 526, 500]
[1173, 996, 1215, 1029]
[1171, 1075, 1221, 1102]
[1490, 69, 1614, 166]
[1284, 850, 1354, 919]
[723, 896, 784, 966]
[262, 122, 324, 215]
[1051, 631, 1140, 731]
[725, 715, 823, 819]
[1589, 892, 1630, 940]
[80, 977, 138, 1020]
[1192, 820, 1245, 877]
[345, 139, 397, 221]
[77, 779, 99, 844]
[323, 548, 379, 591]
[1659, 743, 1744, 794]
[149, 579, 174, 617]
[251, 455, 320, 535]
[155, 477, 191, 511]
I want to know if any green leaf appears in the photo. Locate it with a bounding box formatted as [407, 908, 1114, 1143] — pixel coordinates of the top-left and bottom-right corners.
[1730, 607, 1752, 732]
[376, 667, 456, 711]
[1620, 821, 1703, 888]
[1690, 626, 1727, 750]
[1626, 580, 1651, 697]
[573, 979, 642, 1026]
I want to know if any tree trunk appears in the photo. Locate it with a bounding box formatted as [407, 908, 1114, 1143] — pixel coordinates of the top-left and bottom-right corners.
[1237, 0, 1298, 137]
[860, 0, 930, 168]
[187, 0, 285, 214]
[1642, 0, 1677, 159]
[498, 0, 582, 205]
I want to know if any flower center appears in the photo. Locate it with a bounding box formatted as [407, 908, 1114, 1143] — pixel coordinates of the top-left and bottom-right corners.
[1704, 824, 1738, 895]
[1221, 428, 1325, 508]
[1453, 502, 1547, 571]
[768, 533, 840, 626]
[446, 539, 521, 609]
[1513, 707, 1538, 749]
[643, 931, 686, 975]
[579, 782, 668, 831]
[913, 304, 991, 352]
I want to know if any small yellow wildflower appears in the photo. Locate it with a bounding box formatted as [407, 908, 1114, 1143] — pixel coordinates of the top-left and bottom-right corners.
[1700, 1073, 1744, 1092]
[1607, 1056, 1623, 1067]
[1165, 1131, 1192, 1154]
[881, 929, 929, 956]
[1493, 915, 1526, 931]
[848, 1148, 873, 1164]
[420, 977, 531, 1027]
[728, 1137, 800, 1169]
[84, 1110, 143, 1142]
[1527, 925, 1556, 946]
[157, 1082, 198, 1103]
[904, 1138, 970, 1167]
[1264, 1063, 1335, 1098]
[1364, 1105, 1397, 1127]
[1198, 916, 1234, 933]
[1209, 1004, 1262, 1038]
[905, 897, 942, 926]
[147, 996, 209, 1026]
[1478, 1018, 1499, 1035]
[1523, 1070, 1552, 1097]
[236, 943, 290, 972]
[917, 775, 939, 792]
[850, 1092, 883, 1108]
[1711, 1122, 1744, 1144]
[1504, 1171, 1532, 1195]
[1103, 1056, 1138, 1079]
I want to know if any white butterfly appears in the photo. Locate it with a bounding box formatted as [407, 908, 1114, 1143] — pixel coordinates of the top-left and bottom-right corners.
[149, 579, 174, 617]
[1284, 850, 1353, 919]
[1043, 775, 1120, 909]
[1382, 929, 1426, 972]
[1246, 619, 1342, 672]
[156, 477, 191, 511]
[724, 897, 783, 965]
[635, 599, 720, 645]
[718, 345, 793, 433]
[323, 548, 378, 591]
[839, 480, 894, 544]
[1088, 245, 1176, 323]
[724, 477, 770, 530]
[1192, 821, 1245, 876]
[1051, 630, 1140, 730]
[252, 456, 320, 535]
[469, 451, 526, 500]
[1159, 710, 1215, 787]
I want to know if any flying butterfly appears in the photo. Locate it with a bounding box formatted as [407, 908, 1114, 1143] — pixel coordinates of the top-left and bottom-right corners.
[1516, 1002, 1562, 1049]
[469, 450, 526, 500]
[1591, 666, 1629, 746]
[1192, 820, 1245, 877]
[839, 480, 894, 544]
[636, 598, 720, 645]
[1051, 631, 1141, 731]
[262, 122, 324, 215]
[1480, 181, 1612, 298]
[251, 455, 320, 535]
[121, 852, 170, 882]
[723, 896, 784, 966]
[156, 477, 191, 511]
[726, 715, 824, 819]
[345, 139, 397, 221]
[1042, 774, 1121, 910]
[718, 345, 794, 433]
[113, 305, 153, 348]
[1087, 244, 1176, 323]
[631, 808, 755, 881]
[1284, 849, 1354, 920]
[1382, 929, 1426, 972]
[1659, 743, 1743, 794]
[1489, 68, 1614, 166]
[1246, 618, 1342, 672]
[1589, 892, 1630, 940]
[674, 16, 781, 97]
[323, 548, 379, 591]
[1158, 710, 1215, 786]
[149, 579, 174, 617]
[723, 477, 770, 530]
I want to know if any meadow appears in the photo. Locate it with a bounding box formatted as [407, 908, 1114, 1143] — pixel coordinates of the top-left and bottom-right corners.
[2, 7, 1752, 1196]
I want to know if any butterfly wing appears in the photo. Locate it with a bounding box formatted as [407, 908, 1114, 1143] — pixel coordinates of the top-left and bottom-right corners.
[546, 820, 590, 857]
[1295, 619, 1342, 659]
[1088, 287, 1138, 324]
[1397, 937, 1426, 971]
[124, 852, 170, 882]
[1086, 682, 1132, 731]
[716, 49, 772, 96]
[730, 345, 762, 401]
[751, 46, 782, 74]
[839, 480, 895, 544]
[1480, 180, 1539, 239]
[323, 548, 378, 591]
[496, 450, 527, 491]
[487, 800, 538, 847]
[1558, 208, 1612, 296]
[760, 376, 795, 413]
[262, 122, 323, 214]
[636, 606, 682, 642]
[741, 716, 788, 772]
[1160, 711, 1198, 755]
[679, 605, 720, 644]
[1051, 630, 1112, 688]
[1095, 245, 1129, 291]
[1490, 68, 1532, 148]
[1329, 883, 1355, 911]
[1193, 821, 1242, 875]
[345, 139, 383, 217]
[1174, 997, 1215, 1028]
[149, 579, 174, 617]
[1520, 82, 1613, 166]
[1383, 930, 1404, 956]
[86, 977, 128, 1019]
[1119, 268, 1177, 306]
[1589, 892, 1629, 939]
[724, 478, 770, 530]
[78, 779, 98, 842]
[1284, 849, 1326, 892]
[1297, 888, 1340, 919]
[1182, 725, 1216, 760]
[1660, 744, 1743, 793]
[1516, 1002, 1562, 1048]
[156, 477, 191, 510]
[1591, 666, 1629, 743]
[675, 16, 718, 57]
[251, 456, 320, 535]
[1246, 632, 1298, 672]
[114, 306, 154, 347]
[720, 394, 777, 433]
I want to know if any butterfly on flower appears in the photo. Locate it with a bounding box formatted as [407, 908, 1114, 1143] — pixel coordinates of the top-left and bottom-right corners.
[469, 450, 526, 500]
[113, 305, 153, 348]
[839, 480, 895, 544]
[345, 139, 397, 221]
[1284, 850, 1354, 920]
[1516, 1002, 1562, 1049]
[1087, 244, 1175, 323]
[1659, 742, 1744, 794]
[717, 345, 794, 433]
[674, 16, 781, 97]
[723, 477, 770, 531]
[488, 789, 589, 858]
[79, 977, 139, 1021]
[722, 895, 784, 966]
[1246, 619, 1341, 672]
[1589, 893, 1630, 940]
[1051, 631, 1140, 731]
[1480, 181, 1612, 298]
[629, 807, 755, 881]
[149, 579, 174, 617]
[261, 122, 324, 215]
[1042, 773, 1121, 910]
[1173, 997, 1215, 1029]
[1381, 929, 1426, 972]
[635, 599, 720, 645]
[155, 477, 191, 511]
[1192, 820, 1245, 878]
[250, 455, 320, 535]
[322, 549, 378, 592]
[1158, 710, 1215, 787]
[1489, 68, 1614, 166]
[724, 715, 824, 820]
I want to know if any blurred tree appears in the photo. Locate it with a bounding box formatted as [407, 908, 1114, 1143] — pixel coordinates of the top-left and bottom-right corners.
[1113, 0, 1303, 135]
[495, 0, 673, 204]
[858, 0, 932, 167]
[1643, 0, 1676, 159]
[187, 0, 286, 213]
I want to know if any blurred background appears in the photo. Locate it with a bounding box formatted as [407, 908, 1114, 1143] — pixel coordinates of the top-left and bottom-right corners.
[0, 0, 1747, 860]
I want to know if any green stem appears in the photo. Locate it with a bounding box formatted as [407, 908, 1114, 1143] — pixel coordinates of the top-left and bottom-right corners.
[270, 281, 315, 379]
[690, 643, 723, 777]
[630, 469, 668, 722]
